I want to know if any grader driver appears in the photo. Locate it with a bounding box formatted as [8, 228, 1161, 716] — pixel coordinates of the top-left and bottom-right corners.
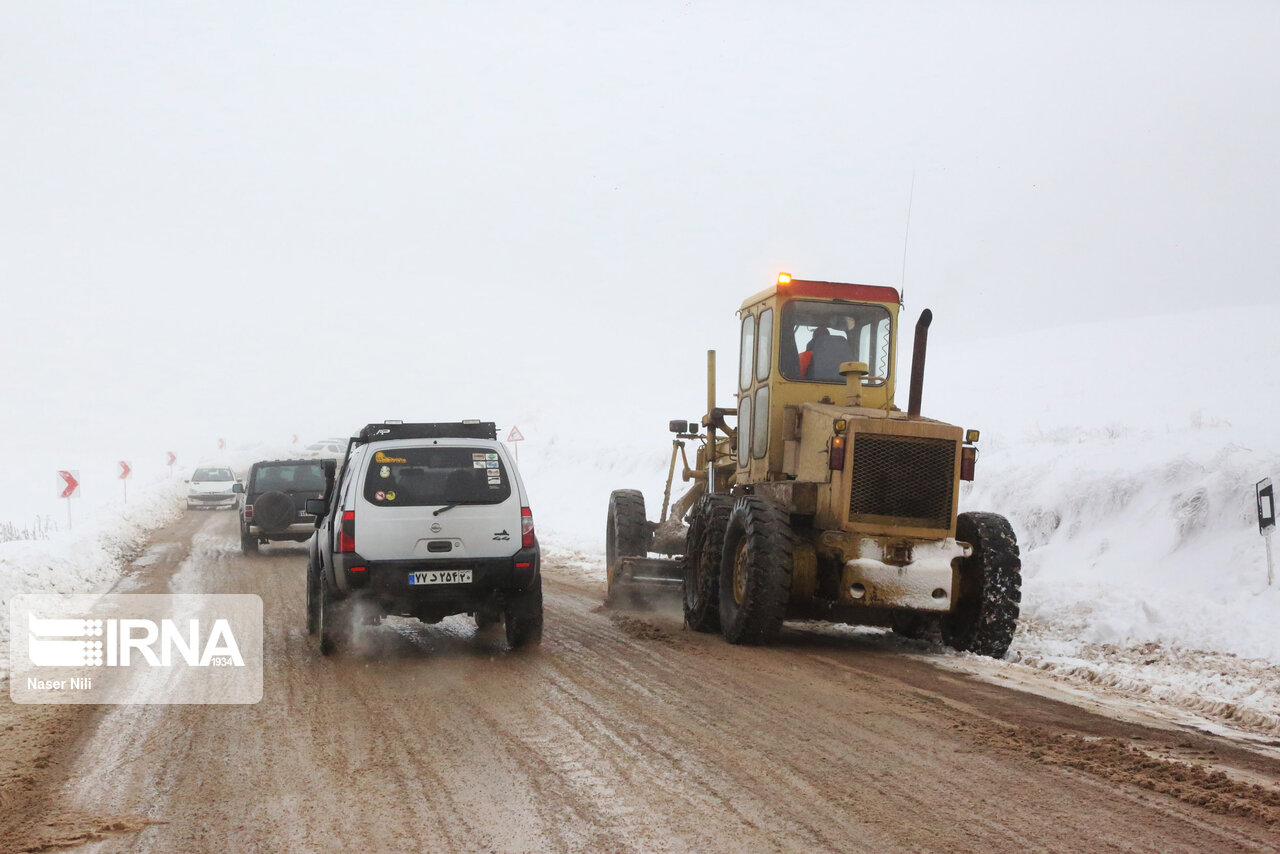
[605, 274, 1021, 657]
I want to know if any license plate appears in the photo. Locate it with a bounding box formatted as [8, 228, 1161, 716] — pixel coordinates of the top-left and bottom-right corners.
[408, 570, 472, 586]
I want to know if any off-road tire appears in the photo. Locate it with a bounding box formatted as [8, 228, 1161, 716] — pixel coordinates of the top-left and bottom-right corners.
[683, 493, 734, 632]
[318, 572, 350, 656]
[305, 551, 321, 636]
[504, 578, 544, 649]
[254, 491, 295, 533]
[605, 489, 649, 605]
[717, 497, 794, 645]
[240, 527, 259, 554]
[474, 607, 501, 631]
[941, 512, 1022, 658]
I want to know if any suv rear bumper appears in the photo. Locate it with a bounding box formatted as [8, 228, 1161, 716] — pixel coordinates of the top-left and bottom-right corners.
[245, 520, 315, 542]
[338, 548, 539, 612]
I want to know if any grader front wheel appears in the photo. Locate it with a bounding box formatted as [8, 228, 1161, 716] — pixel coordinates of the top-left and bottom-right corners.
[605, 489, 650, 605]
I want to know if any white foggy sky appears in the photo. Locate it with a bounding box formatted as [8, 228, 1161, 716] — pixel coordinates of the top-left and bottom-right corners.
[3, 2, 1279, 520]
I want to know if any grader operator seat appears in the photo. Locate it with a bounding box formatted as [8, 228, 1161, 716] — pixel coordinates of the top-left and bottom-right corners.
[804, 328, 856, 381]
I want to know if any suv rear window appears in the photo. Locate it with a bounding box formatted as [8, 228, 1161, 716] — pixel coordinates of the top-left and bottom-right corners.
[250, 463, 326, 493]
[363, 447, 510, 507]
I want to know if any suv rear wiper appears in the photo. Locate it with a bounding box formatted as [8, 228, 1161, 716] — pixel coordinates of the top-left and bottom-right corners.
[432, 504, 458, 516]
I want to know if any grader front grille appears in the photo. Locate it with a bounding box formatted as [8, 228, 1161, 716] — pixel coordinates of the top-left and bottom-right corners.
[848, 433, 956, 529]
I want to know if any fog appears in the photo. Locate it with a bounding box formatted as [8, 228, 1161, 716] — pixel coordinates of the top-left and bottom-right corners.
[4, 1, 1279, 523]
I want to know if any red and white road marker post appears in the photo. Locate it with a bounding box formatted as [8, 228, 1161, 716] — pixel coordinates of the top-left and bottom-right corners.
[167, 451, 176, 479]
[57, 470, 80, 530]
[507, 425, 525, 463]
[119, 460, 132, 504]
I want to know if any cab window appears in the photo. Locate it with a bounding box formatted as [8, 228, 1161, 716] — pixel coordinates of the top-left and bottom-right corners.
[752, 386, 770, 458]
[779, 300, 892, 384]
[755, 308, 773, 383]
[739, 314, 756, 391]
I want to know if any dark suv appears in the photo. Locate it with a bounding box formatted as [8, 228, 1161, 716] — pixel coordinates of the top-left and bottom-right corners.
[240, 459, 330, 554]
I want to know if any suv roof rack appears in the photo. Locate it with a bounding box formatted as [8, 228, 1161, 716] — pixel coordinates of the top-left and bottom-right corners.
[355, 421, 498, 443]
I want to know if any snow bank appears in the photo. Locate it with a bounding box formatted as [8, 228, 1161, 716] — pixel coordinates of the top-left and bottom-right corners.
[0, 477, 185, 665]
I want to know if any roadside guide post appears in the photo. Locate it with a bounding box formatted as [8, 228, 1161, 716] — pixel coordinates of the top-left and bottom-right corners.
[58, 470, 80, 531]
[507, 425, 525, 463]
[119, 460, 132, 504]
[1257, 478, 1276, 587]
[167, 451, 176, 479]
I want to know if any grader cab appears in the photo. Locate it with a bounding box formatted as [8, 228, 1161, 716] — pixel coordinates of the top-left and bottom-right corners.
[605, 274, 1021, 657]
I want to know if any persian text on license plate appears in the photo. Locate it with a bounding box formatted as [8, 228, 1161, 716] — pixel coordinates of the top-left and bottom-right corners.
[409, 570, 472, 585]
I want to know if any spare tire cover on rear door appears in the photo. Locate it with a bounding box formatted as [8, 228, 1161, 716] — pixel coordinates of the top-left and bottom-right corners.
[254, 491, 295, 532]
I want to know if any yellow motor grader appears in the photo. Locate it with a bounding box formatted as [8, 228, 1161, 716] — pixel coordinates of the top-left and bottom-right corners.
[605, 274, 1021, 657]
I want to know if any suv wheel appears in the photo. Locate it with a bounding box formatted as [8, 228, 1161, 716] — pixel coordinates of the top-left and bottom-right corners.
[504, 578, 543, 649]
[240, 527, 259, 554]
[474, 607, 501, 631]
[306, 557, 321, 636]
[318, 573, 350, 656]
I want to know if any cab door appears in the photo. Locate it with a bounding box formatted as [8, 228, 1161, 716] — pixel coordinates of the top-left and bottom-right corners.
[736, 304, 775, 484]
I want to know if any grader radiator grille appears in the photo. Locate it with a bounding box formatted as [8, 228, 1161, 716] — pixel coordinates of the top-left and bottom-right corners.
[848, 434, 956, 529]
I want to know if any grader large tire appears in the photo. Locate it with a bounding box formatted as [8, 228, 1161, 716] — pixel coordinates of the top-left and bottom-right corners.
[605, 489, 649, 605]
[941, 512, 1022, 658]
[683, 493, 734, 632]
[717, 497, 793, 645]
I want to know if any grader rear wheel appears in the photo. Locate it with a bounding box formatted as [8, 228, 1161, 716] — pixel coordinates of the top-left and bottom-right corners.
[941, 512, 1022, 658]
[717, 497, 793, 645]
[682, 494, 733, 632]
[605, 489, 650, 605]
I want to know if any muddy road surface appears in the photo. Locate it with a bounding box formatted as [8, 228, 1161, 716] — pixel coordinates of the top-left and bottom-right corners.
[3, 511, 1279, 852]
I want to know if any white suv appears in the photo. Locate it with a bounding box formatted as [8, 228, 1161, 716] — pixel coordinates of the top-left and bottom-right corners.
[306, 421, 542, 654]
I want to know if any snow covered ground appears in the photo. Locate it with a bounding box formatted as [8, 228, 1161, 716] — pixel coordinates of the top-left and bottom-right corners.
[0, 476, 186, 667]
[4, 305, 1278, 738]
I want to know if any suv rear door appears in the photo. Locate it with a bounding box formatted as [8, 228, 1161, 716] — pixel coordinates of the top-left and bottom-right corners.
[249, 462, 328, 521]
[353, 442, 522, 560]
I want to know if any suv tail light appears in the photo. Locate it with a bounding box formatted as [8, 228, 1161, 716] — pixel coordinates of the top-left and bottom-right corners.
[960, 445, 977, 481]
[244, 505, 254, 520]
[338, 510, 355, 553]
[521, 507, 536, 548]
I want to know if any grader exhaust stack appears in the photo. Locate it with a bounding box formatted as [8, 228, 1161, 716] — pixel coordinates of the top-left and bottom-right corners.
[907, 308, 932, 418]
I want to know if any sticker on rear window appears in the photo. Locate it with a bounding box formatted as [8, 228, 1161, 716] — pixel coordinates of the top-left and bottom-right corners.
[374, 490, 385, 501]
[380, 466, 391, 478]
[486, 453, 497, 460]
[385, 491, 397, 501]
[472, 453, 485, 460]
[374, 451, 407, 464]
[473, 461, 486, 468]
